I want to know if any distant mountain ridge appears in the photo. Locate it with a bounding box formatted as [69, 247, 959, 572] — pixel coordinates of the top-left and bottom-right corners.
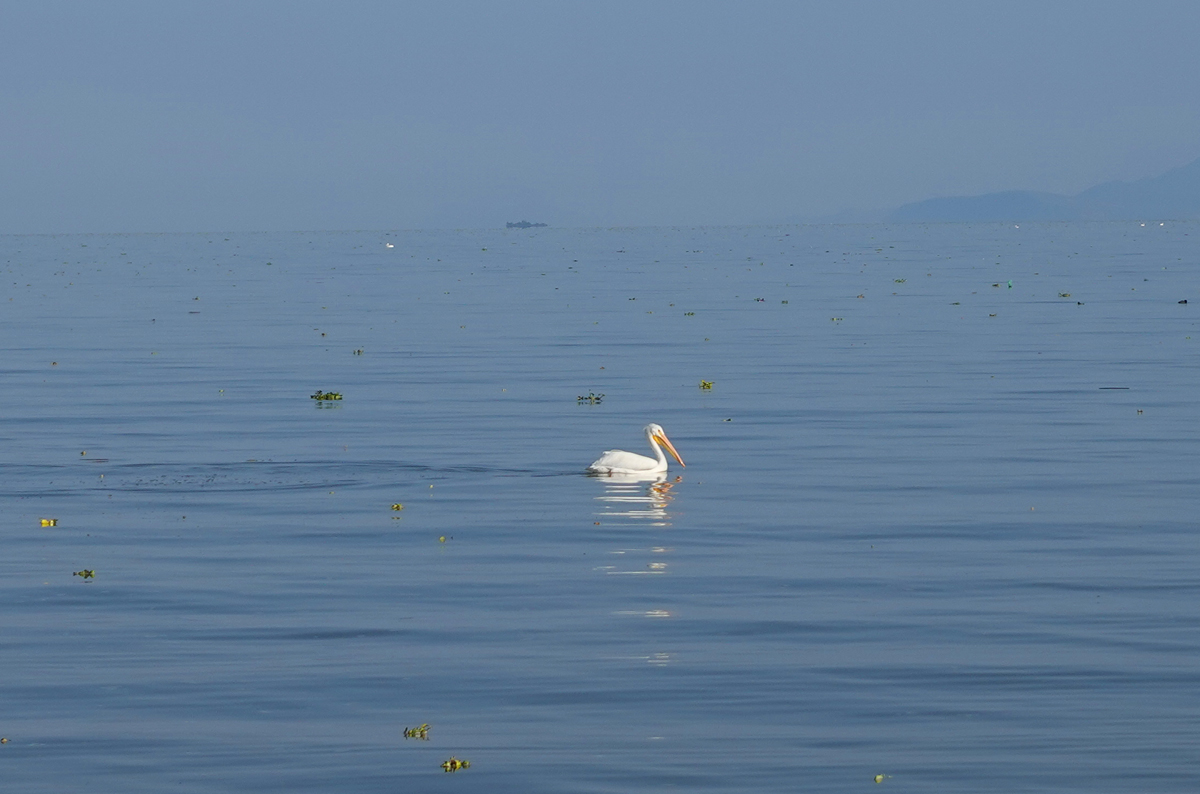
[890, 157, 1200, 222]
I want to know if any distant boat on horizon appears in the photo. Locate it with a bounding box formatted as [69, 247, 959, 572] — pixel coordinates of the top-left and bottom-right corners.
[506, 220, 548, 229]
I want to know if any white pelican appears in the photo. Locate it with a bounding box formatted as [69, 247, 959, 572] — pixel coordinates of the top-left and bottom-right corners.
[588, 423, 685, 475]
[385, 242, 394, 248]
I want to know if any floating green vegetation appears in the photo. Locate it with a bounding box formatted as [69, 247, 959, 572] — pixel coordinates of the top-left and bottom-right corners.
[699, 381, 714, 390]
[311, 390, 342, 401]
[73, 569, 94, 579]
[577, 392, 604, 404]
[442, 757, 471, 772]
[403, 724, 429, 740]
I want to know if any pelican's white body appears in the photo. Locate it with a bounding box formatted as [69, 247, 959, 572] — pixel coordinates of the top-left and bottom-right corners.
[588, 423, 685, 475]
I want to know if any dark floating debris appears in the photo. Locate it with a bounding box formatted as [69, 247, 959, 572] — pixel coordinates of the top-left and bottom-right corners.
[441, 757, 471, 772]
[1099, 387, 1130, 390]
[311, 390, 342, 401]
[403, 723, 429, 740]
[391, 504, 404, 511]
[1179, 300, 1188, 304]
[577, 392, 604, 404]
[353, 349, 364, 355]
[73, 569, 94, 579]
[506, 220, 547, 229]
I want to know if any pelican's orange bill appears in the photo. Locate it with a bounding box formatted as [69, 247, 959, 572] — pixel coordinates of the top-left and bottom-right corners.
[654, 433, 685, 466]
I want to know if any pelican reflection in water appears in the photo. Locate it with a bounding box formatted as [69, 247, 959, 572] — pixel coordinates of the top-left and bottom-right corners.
[593, 475, 682, 526]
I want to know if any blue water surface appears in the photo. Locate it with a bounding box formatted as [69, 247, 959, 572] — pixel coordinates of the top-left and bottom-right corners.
[2, 222, 1199, 792]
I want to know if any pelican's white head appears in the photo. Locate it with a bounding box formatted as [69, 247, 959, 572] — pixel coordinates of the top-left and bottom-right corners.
[644, 423, 685, 467]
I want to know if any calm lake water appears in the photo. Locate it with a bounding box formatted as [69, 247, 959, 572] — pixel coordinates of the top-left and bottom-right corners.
[2, 222, 1199, 792]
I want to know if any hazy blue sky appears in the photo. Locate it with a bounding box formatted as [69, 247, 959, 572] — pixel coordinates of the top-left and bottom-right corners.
[3, 1, 1198, 232]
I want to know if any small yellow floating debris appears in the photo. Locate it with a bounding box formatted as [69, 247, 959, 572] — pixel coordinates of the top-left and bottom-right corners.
[0, 737, 8, 744]
[699, 380, 713, 390]
[577, 392, 604, 404]
[1058, 292, 1072, 298]
[391, 504, 404, 511]
[403, 724, 429, 740]
[441, 757, 471, 772]
[73, 570, 95, 579]
[40, 518, 58, 527]
[311, 390, 342, 401]
[438, 536, 446, 543]
[874, 774, 891, 783]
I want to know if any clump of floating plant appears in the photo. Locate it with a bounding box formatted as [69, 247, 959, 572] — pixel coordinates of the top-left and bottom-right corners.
[403, 724, 429, 740]
[441, 757, 471, 772]
[73, 569, 94, 579]
[577, 392, 604, 404]
[311, 390, 342, 401]
[699, 381, 714, 390]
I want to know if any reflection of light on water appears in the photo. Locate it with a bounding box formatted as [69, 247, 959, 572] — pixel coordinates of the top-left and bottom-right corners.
[592, 475, 682, 527]
[596, 547, 673, 575]
[613, 609, 673, 618]
[604, 653, 674, 666]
